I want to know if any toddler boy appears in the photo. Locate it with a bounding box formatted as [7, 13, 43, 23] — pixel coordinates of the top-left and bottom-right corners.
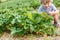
[38, 0, 59, 27]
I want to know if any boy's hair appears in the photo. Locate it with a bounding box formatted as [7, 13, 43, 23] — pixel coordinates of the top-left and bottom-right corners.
[39, 0, 53, 3]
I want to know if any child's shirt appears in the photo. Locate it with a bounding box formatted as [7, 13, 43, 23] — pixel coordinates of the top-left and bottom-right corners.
[38, 4, 57, 14]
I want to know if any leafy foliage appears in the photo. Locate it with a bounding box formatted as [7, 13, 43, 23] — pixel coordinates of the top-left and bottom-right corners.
[53, 0, 60, 7]
[0, 10, 55, 36]
[0, 0, 57, 36]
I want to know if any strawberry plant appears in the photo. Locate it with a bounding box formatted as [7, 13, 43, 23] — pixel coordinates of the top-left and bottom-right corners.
[53, 0, 60, 7]
[0, 9, 55, 36]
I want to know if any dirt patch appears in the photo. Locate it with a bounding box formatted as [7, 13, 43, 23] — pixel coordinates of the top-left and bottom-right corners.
[0, 32, 60, 40]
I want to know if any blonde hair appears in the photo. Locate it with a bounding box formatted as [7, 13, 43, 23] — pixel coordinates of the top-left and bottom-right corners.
[39, 0, 53, 3]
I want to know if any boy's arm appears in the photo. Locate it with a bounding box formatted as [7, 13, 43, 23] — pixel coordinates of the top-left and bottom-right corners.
[48, 4, 59, 15]
[38, 5, 43, 14]
[48, 10, 59, 15]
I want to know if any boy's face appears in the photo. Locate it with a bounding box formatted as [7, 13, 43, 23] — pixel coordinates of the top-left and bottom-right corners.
[42, 0, 51, 8]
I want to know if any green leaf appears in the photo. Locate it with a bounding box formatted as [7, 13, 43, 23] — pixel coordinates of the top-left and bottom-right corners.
[11, 19, 15, 24]
[10, 27, 16, 34]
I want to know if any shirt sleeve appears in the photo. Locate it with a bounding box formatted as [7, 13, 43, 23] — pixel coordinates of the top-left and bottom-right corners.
[52, 4, 57, 11]
[38, 5, 43, 14]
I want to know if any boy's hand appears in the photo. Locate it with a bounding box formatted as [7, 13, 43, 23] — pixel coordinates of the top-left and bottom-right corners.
[48, 11, 56, 15]
[48, 10, 59, 15]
